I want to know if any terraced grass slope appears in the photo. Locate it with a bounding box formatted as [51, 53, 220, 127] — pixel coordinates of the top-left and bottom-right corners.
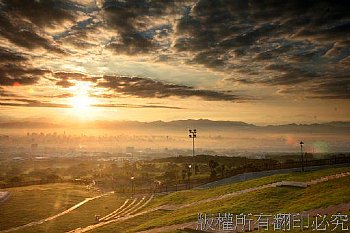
[1, 167, 349, 233]
[90, 167, 350, 233]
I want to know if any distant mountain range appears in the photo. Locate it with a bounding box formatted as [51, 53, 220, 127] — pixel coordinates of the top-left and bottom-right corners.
[0, 119, 350, 134]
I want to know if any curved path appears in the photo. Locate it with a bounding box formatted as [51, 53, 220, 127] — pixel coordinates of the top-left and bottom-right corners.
[0, 192, 113, 233]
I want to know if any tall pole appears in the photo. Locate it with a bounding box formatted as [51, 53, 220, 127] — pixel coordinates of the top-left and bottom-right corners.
[192, 134, 195, 159]
[189, 129, 197, 175]
[131, 176, 134, 198]
[300, 141, 304, 172]
[188, 164, 191, 189]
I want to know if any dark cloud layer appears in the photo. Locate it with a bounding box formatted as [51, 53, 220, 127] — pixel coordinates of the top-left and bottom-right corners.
[98, 0, 350, 99]
[172, 0, 350, 98]
[52, 72, 242, 102]
[0, 0, 349, 100]
[0, 87, 17, 97]
[0, 48, 50, 86]
[97, 75, 241, 101]
[0, 0, 79, 53]
[103, 0, 181, 54]
[2, 0, 76, 27]
[0, 98, 184, 110]
[0, 98, 71, 108]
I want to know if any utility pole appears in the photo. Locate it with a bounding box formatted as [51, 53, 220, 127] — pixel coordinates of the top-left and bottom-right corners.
[189, 129, 197, 174]
[300, 141, 304, 172]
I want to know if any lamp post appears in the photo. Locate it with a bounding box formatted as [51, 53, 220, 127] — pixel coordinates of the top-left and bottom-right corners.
[300, 141, 304, 172]
[188, 164, 192, 189]
[131, 176, 135, 198]
[189, 129, 197, 174]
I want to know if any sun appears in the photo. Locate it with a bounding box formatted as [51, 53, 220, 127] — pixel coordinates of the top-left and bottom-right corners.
[68, 81, 96, 114]
[71, 95, 91, 110]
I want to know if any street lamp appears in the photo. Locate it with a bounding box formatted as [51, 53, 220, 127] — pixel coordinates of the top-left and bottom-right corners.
[188, 164, 192, 189]
[189, 129, 197, 174]
[131, 176, 135, 198]
[300, 141, 304, 172]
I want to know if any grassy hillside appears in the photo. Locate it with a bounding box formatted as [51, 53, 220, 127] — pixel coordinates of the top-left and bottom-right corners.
[1, 167, 349, 233]
[145, 166, 350, 210]
[0, 183, 99, 231]
[15, 193, 127, 233]
[91, 167, 350, 233]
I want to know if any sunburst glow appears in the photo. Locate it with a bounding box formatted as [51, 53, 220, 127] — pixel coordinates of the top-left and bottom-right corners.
[71, 95, 91, 110]
[68, 82, 96, 113]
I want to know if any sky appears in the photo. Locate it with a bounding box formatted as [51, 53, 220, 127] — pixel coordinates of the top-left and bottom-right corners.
[0, 0, 350, 125]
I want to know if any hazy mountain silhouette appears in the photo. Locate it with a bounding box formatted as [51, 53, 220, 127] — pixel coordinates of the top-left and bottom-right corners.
[0, 119, 349, 134]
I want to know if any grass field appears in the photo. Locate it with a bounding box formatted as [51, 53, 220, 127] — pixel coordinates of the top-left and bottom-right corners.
[90, 166, 350, 233]
[15, 193, 127, 233]
[0, 183, 99, 231]
[1, 166, 349, 233]
[144, 166, 350, 210]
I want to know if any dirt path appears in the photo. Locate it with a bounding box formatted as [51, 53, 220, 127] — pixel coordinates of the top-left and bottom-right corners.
[0, 192, 113, 233]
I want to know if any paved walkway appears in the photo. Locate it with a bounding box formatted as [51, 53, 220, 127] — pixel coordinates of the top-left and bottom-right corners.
[197, 163, 350, 189]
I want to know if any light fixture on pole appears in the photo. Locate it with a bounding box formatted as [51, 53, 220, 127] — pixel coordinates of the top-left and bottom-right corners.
[188, 164, 192, 189]
[300, 141, 304, 172]
[131, 176, 135, 198]
[189, 129, 197, 174]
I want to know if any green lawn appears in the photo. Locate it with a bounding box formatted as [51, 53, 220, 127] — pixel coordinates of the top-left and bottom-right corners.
[0, 183, 99, 231]
[1, 166, 349, 233]
[144, 166, 350, 210]
[91, 166, 350, 233]
[16, 193, 127, 233]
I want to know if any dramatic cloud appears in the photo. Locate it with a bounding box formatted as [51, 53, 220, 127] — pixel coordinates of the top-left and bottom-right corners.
[97, 75, 242, 101]
[0, 0, 349, 111]
[0, 98, 71, 108]
[0, 48, 50, 86]
[0, 0, 82, 53]
[0, 87, 18, 97]
[102, 0, 184, 55]
[172, 0, 350, 99]
[0, 97, 183, 109]
[92, 103, 184, 109]
[52, 72, 243, 101]
[2, 0, 76, 27]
